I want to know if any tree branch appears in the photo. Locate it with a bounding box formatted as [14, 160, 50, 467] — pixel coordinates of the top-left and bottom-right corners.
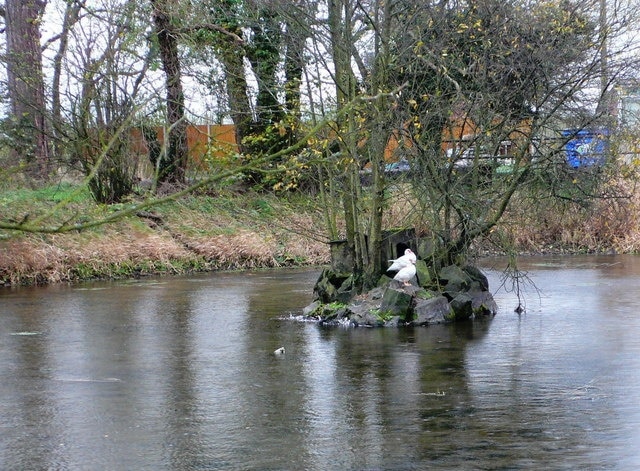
[176, 23, 244, 45]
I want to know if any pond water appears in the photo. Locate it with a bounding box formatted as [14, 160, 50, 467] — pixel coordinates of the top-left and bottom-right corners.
[1, 255, 640, 470]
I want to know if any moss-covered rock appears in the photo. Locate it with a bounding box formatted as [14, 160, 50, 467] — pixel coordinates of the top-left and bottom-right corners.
[463, 265, 490, 291]
[411, 295, 452, 325]
[469, 290, 499, 317]
[307, 263, 498, 327]
[439, 265, 473, 298]
[415, 259, 432, 287]
[313, 268, 355, 304]
[380, 285, 414, 320]
[304, 300, 351, 324]
[449, 293, 474, 321]
[438, 264, 491, 300]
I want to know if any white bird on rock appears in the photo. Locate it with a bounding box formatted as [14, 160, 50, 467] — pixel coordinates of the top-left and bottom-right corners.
[393, 261, 416, 286]
[387, 248, 417, 272]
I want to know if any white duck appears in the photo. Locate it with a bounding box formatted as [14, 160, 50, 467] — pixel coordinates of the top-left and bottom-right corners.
[393, 261, 417, 286]
[387, 248, 417, 272]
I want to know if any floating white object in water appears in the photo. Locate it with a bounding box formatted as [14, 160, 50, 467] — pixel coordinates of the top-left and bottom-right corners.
[53, 377, 122, 383]
[274, 347, 285, 355]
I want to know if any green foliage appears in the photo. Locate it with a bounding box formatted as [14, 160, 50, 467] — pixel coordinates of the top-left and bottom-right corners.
[0, 183, 91, 206]
[70, 126, 138, 204]
[0, 183, 95, 234]
[70, 257, 209, 281]
[252, 198, 273, 216]
[371, 308, 395, 322]
[326, 300, 347, 313]
[240, 117, 303, 190]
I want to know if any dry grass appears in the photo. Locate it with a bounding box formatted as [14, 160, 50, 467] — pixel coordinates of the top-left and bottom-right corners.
[0, 227, 198, 285]
[184, 230, 280, 269]
[489, 176, 640, 255]
[0, 238, 69, 285]
[2, 175, 640, 286]
[0, 193, 330, 286]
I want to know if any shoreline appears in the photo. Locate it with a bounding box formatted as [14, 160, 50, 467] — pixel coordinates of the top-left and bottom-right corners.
[1, 229, 626, 288]
[0, 223, 331, 287]
[2, 188, 637, 288]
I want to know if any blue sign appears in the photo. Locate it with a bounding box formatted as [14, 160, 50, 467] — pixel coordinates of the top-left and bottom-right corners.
[562, 129, 609, 168]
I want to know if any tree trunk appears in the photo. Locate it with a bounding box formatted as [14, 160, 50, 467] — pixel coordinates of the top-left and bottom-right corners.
[327, 0, 395, 291]
[151, 0, 188, 184]
[283, 20, 305, 120]
[51, 0, 82, 159]
[219, 39, 253, 155]
[247, 6, 283, 129]
[328, 0, 361, 285]
[4, 0, 50, 181]
[361, 0, 393, 289]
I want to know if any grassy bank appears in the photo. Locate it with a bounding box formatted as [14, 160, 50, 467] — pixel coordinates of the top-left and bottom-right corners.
[0, 184, 330, 286]
[2, 179, 639, 287]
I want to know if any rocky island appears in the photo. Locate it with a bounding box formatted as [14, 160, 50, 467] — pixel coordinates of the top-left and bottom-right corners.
[303, 231, 498, 327]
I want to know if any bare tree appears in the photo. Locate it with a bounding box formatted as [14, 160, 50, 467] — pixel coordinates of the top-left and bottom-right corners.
[57, 0, 155, 203]
[389, 0, 637, 269]
[322, 0, 399, 290]
[307, 0, 640, 297]
[50, 0, 83, 153]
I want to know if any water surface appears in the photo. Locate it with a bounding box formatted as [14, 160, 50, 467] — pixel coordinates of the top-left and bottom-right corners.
[1, 256, 639, 470]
